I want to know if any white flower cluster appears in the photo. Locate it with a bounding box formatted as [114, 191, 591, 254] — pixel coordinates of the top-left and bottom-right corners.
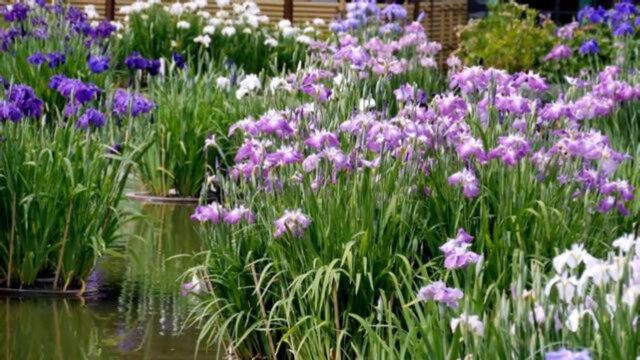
[275, 19, 320, 45]
[235, 74, 262, 99]
[268, 77, 294, 94]
[215, 74, 264, 99]
[120, 0, 161, 15]
[188, 1, 269, 48]
[538, 234, 640, 332]
[84, 5, 99, 19]
[119, 0, 319, 51]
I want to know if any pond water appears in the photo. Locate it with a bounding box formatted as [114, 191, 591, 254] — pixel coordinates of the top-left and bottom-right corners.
[0, 202, 211, 359]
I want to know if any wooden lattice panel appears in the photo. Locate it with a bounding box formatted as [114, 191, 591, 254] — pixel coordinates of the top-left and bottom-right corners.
[421, 0, 467, 50]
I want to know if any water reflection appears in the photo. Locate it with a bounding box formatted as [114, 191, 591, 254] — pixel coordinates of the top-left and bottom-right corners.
[0, 203, 209, 359]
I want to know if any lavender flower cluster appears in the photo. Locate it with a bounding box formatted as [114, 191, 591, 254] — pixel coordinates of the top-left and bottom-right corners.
[214, 65, 635, 222]
[324, 19, 440, 76]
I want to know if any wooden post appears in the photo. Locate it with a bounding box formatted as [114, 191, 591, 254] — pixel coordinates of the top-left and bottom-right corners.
[284, 0, 293, 21]
[106, 0, 115, 21]
[413, 0, 422, 20]
[339, 0, 346, 13]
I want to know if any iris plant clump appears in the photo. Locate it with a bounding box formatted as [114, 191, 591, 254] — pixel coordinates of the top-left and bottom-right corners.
[0, 80, 152, 288]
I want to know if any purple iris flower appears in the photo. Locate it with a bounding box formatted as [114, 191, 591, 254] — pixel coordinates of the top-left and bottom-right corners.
[124, 52, 162, 75]
[234, 138, 266, 164]
[381, 4, 407, 21]
[256, 111, 294, 138]
[302, 83, 332, 102]
[91, 19, 116, 39]
[305, 130, 340, 150]
[265, 146, 303, 168]
[435, 94, 468, 120]
[32, 27, 47, 40]
[329, 20, 349, 33]
[488, 134, 531, 167]
[2, 3, 30, 22]
[455, 135, 486, 161]
[600, 180, 635, 202]
[323, 148, 348, 170]
[378, 23, 402, 35]
[545, 348, 591, 360]
[613, 22, 634, 36]
[172, 52, 186, 69]
[303, 153, 322, 172]
[75, 108, 106, 129]
[539, 101, 572, 123]
[365, 122, 403, 152]
[495, 94, 531, 116]
[577, 6, 606, 24]
[273, 209, 311, 238]
[223, 206, 255, 225]
[0, 100, 22, 122]
[596, 179, 635, 215]
[442, 246, 480, 269]
[448, 168, 480, 198]
[112, 89, 155, 118]
[124, 52, 149, 71]
[334, 45, 370, 69]
[7, 84, 43, 119]
[107, 143, 123, 155]
[0, 27, 19, 51]
[27, 52, 46, 66]
[544, 45, 572, 62]
[417, 281, 463, 309]
[87, 55, 110, 74]
[66, 7, 93, 36]
[614, 0, 637, 17]
[52, 76, 100, 104]
[65, 7, 87, 24]
[394, 84, 415, 103]
[48, 74, 64, 90]
[512, 71, 548, 93]
[579, 39, 599, 55]
[147, 59, 161, 76]
[45, 52, 66, 68]
[191, 202, 225, 224]
[439, 228, 480, 270]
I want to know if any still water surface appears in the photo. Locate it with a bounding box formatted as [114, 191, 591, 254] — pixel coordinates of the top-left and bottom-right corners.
[0, 202, 210, 359]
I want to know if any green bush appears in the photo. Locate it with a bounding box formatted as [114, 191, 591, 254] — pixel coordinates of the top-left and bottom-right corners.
[455, 3, 556, 73]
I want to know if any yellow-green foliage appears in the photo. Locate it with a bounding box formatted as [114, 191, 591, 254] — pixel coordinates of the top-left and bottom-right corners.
[455, 3, 556, 72]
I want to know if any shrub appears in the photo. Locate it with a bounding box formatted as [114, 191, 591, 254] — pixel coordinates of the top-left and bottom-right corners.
[455, 3, 556, 73]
